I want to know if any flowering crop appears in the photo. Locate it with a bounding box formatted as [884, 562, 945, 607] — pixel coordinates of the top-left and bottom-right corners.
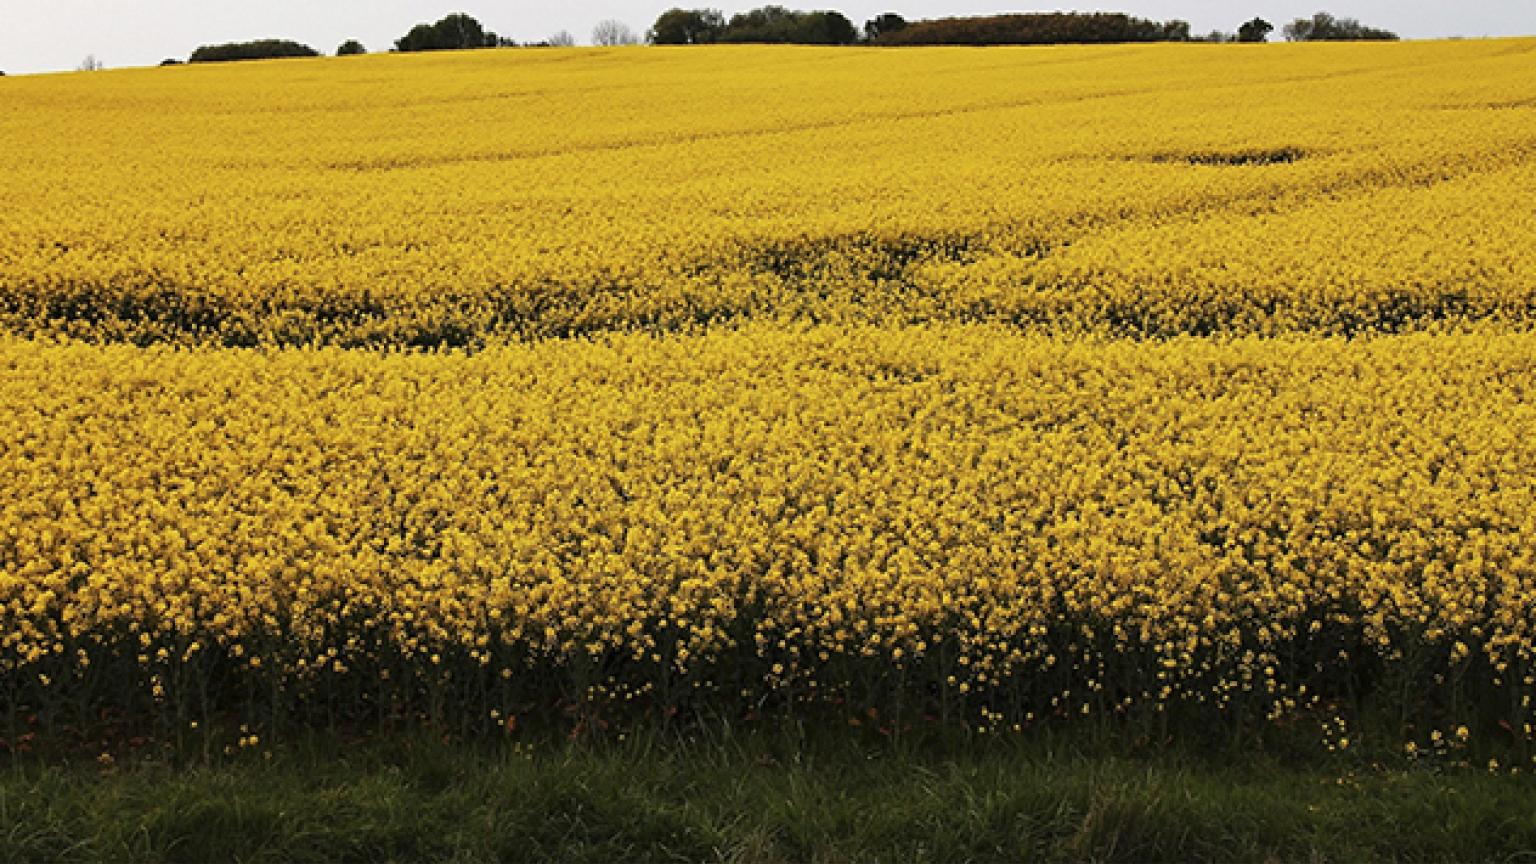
[2, 42, 1536, 753]
[1, 40, 1534, 345]
[4, 326, 1536, 746]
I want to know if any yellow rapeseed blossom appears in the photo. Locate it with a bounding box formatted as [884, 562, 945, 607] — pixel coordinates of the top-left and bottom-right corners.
[1, 325, 1534, 739]
[0, 41, 1533, 345]
[1, 41, 1534, 747]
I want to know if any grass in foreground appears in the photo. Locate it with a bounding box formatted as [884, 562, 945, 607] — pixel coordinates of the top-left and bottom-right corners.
[5, 730, 1535, 863]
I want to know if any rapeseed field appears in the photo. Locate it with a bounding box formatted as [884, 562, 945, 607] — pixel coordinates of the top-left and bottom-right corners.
[3, 40, 1535, 757]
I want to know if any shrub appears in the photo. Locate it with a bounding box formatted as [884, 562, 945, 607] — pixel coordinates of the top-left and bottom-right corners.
[189, 40, 320, 63]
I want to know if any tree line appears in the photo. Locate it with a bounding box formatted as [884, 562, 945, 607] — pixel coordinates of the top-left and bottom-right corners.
[648, 8, 1398, 45]
[60, 8, 1398, 71]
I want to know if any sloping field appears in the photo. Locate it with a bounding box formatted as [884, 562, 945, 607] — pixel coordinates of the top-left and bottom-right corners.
[3, 41, 1536, 755]
[3, 40, 1534, 344]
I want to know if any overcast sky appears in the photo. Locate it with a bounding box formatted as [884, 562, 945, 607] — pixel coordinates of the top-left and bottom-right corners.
[0, 1, 1530, 74]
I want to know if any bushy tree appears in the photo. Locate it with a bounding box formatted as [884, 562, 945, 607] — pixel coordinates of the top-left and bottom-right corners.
[804, 11, 858, 44]
[337, 40, 367, 56]
[189, 41, 319, 63]
[545, 30, 576, 47]
[593, 20, 640, 46]
[863, 13, 907, 41]
[1237, 17, 1273, 42]
[395, 13, 504, 52]
[647, 8, 727, 44]
[718, 6, 858, 44]
[719, 5, 799, 42]
[1283, 11, 1397, 41]
[1160, 20, 1192, 41]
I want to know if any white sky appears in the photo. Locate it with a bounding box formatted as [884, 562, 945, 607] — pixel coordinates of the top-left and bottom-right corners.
[0, 1, 1530, 74]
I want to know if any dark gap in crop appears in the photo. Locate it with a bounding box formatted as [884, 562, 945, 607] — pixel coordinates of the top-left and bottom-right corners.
[1152, 148, 1307, 167]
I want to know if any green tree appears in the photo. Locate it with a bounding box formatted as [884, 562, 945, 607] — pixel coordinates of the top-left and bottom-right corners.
[719, 5, 799, 42]
[395, 13, 503, 52]
[1160, 20, 1192, 41]
[1236, 17, 1273, 42]
[1283, 11, 1397, 41]
[719, 6, 858, 44]
[647, 8, 727, 44]
[863, 13, 907, 41]
[799, 11, 858, 44]
[337, 40, 367, 56]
